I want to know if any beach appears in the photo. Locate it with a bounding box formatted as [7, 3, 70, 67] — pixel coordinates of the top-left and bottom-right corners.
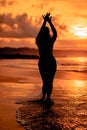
[0, 59, 87, 130]
[0, 81, 24, 130]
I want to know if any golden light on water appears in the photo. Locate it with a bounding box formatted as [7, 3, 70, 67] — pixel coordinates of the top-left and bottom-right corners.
[77, 57, 87, 62]
[74, 80, 85, 88]
[71, 80, 87, 99]
[69, 57, 87, 63]
[66, 80, 87, 98]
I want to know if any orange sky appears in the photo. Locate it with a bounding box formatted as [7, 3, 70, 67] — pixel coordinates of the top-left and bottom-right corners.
[0, 0, 87, 50]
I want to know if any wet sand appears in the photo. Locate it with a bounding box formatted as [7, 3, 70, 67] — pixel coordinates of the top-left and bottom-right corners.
[0, 99, 24, 130]
[16, 79, 87, 130]
[0, 73, 87, 130]
[0, 77, 28, 130]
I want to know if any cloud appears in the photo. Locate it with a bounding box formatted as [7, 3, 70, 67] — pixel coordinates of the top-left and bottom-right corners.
[59, 24, 67, 31]
[0, 38, 36, 48]
[0, 12, 68, 39]
[0, 0, 16, 7]
[31, 0, 50, 9]
[52, 15, 68, 38]
[73, 12, 87, 19]
[0, 13, 39, 38]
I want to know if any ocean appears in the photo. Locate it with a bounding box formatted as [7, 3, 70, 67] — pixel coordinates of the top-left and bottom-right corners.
[0, 56, 87, 129]
[0, 56, 87, 81]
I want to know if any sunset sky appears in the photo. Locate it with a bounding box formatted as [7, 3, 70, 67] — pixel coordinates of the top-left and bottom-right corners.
[0, 0, 87, 50]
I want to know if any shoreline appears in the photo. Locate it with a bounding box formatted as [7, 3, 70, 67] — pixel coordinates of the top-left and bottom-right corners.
[0, 80, 26, 130]
[0, 75, 87, 130]
[0, 58, 87, 129]
[0, 100, 24, 130]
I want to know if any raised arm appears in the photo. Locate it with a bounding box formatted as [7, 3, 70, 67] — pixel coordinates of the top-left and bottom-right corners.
[36, 16, 47, 45]
[36, 13, 52, 37]
[48, 18, 57, 42]
[37, 18, 46, 36]
[36, 13, 57, 45]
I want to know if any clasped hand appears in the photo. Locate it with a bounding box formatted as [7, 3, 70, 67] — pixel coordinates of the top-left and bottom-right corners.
[42, 13, 52, 23]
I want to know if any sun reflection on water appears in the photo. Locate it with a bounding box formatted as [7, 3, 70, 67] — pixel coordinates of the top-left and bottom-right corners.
[77, 57, 87, 63]
[56, 79, 87, 99]
[74, 80, 85, 87]
[67, 80, 87, 100]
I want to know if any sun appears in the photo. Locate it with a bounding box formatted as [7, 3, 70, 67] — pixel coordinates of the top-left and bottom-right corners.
[75, 30, 87, 38]
[71, 25, 87, 38]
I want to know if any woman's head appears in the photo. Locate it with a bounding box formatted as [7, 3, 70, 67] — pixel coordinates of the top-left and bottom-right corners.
[41, 26, 50, 37]
[36, 26, 50, 45]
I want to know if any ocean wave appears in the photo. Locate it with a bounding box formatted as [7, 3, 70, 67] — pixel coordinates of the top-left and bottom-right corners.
[3, 63, 87, 73]
[0, 59, 87, 73]
[1, 64, 38, 70]
[67, 69, 87, 73]
[57, 69, 87, 73]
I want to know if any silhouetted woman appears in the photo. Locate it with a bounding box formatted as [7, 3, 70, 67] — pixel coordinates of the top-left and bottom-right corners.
[36, 13, 57, 102]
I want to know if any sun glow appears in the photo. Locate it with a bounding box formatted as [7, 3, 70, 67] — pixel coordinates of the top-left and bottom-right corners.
[71, 25, 87, 38]
[77, 57, 87, 62]
[74, 80, 84, 88]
